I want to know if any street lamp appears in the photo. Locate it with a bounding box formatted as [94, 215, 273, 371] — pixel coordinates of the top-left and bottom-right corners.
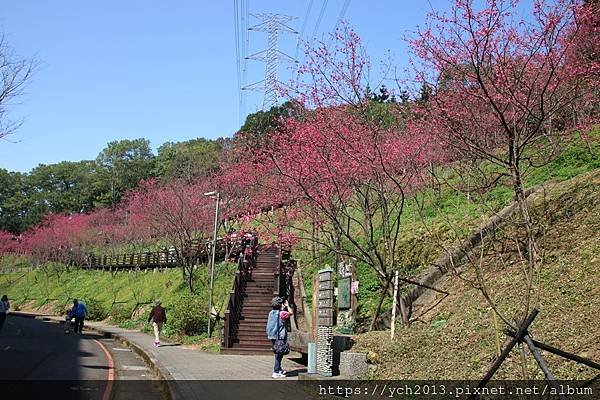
[204, 191, 220, 337]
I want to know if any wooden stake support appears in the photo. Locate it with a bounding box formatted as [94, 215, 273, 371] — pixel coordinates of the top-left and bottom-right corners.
[470, 308, 600, 400]
[390, 270, 399, 340]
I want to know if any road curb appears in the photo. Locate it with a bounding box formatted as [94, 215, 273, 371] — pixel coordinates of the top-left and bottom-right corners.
[10, 311, 185, 400]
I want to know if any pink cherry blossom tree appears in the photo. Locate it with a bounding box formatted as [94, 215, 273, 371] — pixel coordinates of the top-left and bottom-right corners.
[126, 178, 215, 292]
[408, 0, 600, 322]
[223, 26, 444, 328]
[0, 230, 20, 256]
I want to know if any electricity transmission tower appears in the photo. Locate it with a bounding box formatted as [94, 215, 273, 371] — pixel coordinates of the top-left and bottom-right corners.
[244, 13, 297, 110]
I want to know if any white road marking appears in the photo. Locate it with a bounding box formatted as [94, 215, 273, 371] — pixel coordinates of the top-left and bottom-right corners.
[111, 348, 132, 352]
[69, 386, 99, 392]
[121, 365, 149, 371]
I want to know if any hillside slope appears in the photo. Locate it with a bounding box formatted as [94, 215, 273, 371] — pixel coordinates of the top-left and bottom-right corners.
[354, 169, 600, 380]
[296, 131, 600, 321]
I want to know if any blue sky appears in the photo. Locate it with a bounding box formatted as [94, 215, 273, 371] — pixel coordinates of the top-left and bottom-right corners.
[0, 1, 442, 173]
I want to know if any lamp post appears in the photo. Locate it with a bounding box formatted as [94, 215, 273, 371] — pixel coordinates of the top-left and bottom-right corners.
[204, 191, 220, 337]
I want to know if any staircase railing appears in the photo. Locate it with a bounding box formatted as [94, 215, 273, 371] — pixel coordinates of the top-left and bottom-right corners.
[273, 248, 299, 333]
[273, 246, 282, 297]
[222, 234, 258, 348]
[275, 248, 297, 300]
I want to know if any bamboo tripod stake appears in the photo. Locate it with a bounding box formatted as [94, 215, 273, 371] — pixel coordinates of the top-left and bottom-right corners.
[391, 270, 399, 339]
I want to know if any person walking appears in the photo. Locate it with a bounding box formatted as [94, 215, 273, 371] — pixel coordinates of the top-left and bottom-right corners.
[266, 297, 290, 378]
[148, 300, 166, 347]
[64, 305, 75, 334]
[0, 295, 10, 332]
[73, 299, 87, 334]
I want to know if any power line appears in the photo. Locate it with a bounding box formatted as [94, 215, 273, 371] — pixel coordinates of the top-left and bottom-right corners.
[312, 0, 329, 40]
[334, 0, 351, 31]
[293, 0, 315, 82]
[234, 0, 242, 123]
[295, 0, 314, 57]
[241, 0, 249, 124]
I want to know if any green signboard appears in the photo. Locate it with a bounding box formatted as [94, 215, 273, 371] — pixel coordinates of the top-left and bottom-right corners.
[338, 277, 351, 310]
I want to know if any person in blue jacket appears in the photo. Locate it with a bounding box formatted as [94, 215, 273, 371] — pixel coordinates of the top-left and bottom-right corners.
[72, 299, 88, 334]
[266, 296, 290, 378]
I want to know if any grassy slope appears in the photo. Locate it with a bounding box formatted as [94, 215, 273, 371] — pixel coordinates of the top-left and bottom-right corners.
[295, 130, 600, 320]
[353, 169, 600, 379]
[0, 261, 236, 348]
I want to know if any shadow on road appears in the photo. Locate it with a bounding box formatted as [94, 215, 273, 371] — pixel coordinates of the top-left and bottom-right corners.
[0, 315, 110, 399]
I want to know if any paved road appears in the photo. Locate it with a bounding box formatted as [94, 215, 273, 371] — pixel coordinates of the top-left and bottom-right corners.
[1, 312, 311, 400]
[0, 314, 166, 400]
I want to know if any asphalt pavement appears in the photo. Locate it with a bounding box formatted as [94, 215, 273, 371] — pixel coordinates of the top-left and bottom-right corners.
[0, 314, 166, 400]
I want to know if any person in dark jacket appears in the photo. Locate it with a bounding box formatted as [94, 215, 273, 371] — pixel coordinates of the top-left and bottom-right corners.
[0, 295, 9, 332]
[148, 300, 167, 347]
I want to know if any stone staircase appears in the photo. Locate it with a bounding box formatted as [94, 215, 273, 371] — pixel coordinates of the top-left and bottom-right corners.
[221, 246, 280, 355]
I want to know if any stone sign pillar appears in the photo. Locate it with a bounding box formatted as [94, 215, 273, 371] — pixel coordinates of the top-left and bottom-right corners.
[316, 268, 334, 377]
[336, 262, 356, 332]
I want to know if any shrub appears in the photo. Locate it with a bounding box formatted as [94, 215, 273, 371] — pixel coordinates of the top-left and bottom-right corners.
[110, 303, 133, 324]
[169, 294, 208, 336]
[52, 299, 71, 316]
[84, 298, 109, 321]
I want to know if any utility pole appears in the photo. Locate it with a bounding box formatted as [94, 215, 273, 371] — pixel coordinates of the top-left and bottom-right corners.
[204, 191, 220, 337]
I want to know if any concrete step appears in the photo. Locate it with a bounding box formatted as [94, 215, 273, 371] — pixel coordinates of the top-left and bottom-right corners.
[242, 301, 273, 307]
[240, 308, 269, 314]
[241, 305, 271, 311]
[242, 302, 273, 306]
[237, 322, 268, 330]
[242, 300, 273, 305]
[233, 341, 272, 349]
[243, 295, 273, 300]
[244, 290, 273, 294]
[240, 310, 270, 316]
[236, 333, 272, 342]
[244, 291, 273, 296]
[220, 347, 272, 355]
[238, 318, 268, 324]
[240, 316, 268, 323]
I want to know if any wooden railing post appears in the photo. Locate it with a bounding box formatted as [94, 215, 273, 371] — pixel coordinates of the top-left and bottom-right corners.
[223, 309, 231, 347]
[275, 246, 284, 297]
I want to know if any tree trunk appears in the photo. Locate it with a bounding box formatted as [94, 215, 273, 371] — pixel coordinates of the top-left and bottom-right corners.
[368, 276, 392, 331]
[510, 160, 537, 320]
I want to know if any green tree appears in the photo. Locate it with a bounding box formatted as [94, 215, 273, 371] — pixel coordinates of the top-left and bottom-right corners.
[237, 101, 303, 149]
[95, 139, 155, 206]
[154, 137, 228, 182]
[27, 160, 99, 214]
[0, 170, 47, 233]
